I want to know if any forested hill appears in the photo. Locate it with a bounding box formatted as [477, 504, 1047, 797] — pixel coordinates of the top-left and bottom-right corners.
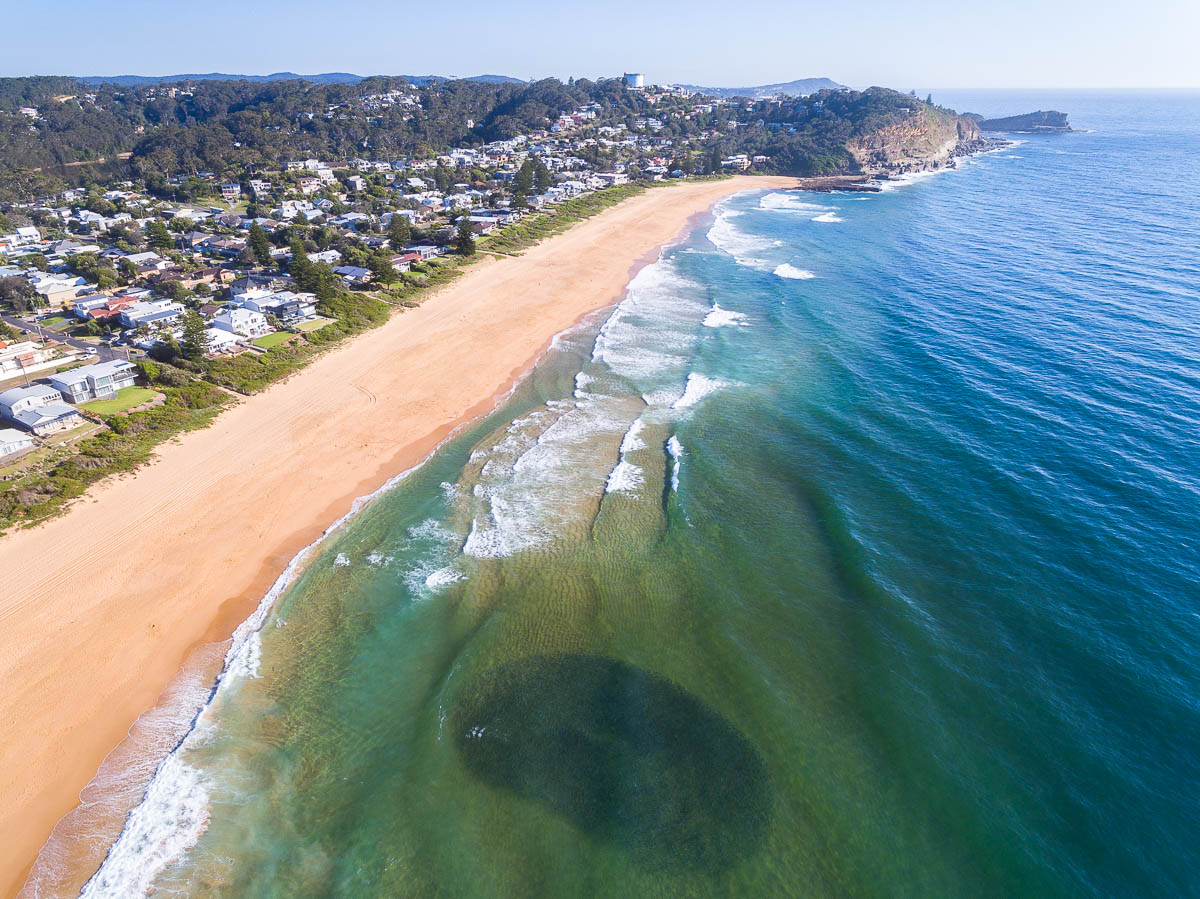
[0, 76, 622, 195]
[79, 73, 528, 87]
[0, 75, 977, 200]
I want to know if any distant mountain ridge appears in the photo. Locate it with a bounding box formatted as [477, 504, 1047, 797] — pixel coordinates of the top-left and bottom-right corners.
[675, 77, 844, 99]
[79, 72, 528, 87]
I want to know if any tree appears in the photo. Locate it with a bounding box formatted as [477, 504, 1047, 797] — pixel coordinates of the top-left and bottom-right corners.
[194, 281, 212, 297]
[387, 213, 411, 247]
[515, 159, 535, 194]
[533, 157, 551, 193]
[180, 309, 210, 361]
[248, 222, 273, 266]
[0, 275, 37, 311]
[368, 249, 397, 286]
[288, 237, 315, 289]
[146, 220, 173, 251]
[455, 217, 476, 257]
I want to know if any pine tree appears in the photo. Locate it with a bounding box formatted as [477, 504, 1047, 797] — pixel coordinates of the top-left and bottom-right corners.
[368, 248, 396, 285]
[455, 217, 476, 257]
[515, 159, 535, 195]
[146, 220, 173, 251]
[288, 237, 315, 290]
[387, 213, 411, 247]
[248, 222, 273, 267]
[533, 158, 551, 193]
[180, 310, 210, 360]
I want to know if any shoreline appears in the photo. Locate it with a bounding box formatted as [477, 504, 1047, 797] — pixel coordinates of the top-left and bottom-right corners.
[1, 175, 801, 896]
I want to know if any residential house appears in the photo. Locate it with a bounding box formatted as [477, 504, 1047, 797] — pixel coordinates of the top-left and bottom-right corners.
[212, 307, 272, 338]
[50, 359, 138, 403]
[272, 296, 317, 325]
[119, 300, 184, 330]
[30, 273, 89, 305]
[203, 327, 242, 354]
[0, 384, 82, 435]
[0, 340, 67, 379]
[332, 265, 371, 285]
[0, 427, 34, 460]
[219, 183, 241, 201]
[405, 245, 441, 261]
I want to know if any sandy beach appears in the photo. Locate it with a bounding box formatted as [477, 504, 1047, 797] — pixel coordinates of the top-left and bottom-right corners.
[0, 175, 799, 895]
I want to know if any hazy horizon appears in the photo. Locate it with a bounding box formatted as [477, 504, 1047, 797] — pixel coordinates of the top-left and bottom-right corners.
[3, 0, 1196, 90]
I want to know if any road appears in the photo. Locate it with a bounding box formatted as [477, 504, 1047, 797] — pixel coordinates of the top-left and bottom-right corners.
[2, 312, 128, 364]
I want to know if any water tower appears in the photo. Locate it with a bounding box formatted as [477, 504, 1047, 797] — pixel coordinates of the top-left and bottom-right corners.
[623, 73, 645, 90]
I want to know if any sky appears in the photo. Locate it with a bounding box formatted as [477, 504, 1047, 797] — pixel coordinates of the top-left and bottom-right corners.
[4, 0, 1198, 89]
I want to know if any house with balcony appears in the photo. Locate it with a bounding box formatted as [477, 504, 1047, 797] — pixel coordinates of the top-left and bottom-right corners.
[50, 360, 138, 403]
[213, 307, 272, 338]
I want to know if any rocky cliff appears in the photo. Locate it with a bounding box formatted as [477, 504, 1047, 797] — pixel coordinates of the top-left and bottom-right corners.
[847, 109, 986, 177]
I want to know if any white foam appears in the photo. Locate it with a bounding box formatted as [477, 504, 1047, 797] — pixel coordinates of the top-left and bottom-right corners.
[773, 264, 815, 280]
[224, 632, 261, 681]
[673, 373, 733, 410]
[79, 453, 436, 896]
[759, 192, 832, 213]
[812, 211, 843, 223]
[590, 260, 703, 382]
[333, 552, 350, 567]
[706, 209, 782, 269]
[605, 459, 644, 494]
[873, 169, 941, 192]
[620, 418, 647, 453]
[702, 303, 748, 328]
[425, 566, 463, 589]
[79, 754, 211, 899]
[666, 435, 684, 492]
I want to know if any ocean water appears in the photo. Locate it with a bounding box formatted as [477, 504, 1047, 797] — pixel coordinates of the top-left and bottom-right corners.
[74, 92, 1200, 897]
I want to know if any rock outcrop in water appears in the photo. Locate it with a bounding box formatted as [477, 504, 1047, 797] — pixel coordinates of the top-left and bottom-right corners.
[969, 110, 1072, 133]
[847, 108, 989, 177]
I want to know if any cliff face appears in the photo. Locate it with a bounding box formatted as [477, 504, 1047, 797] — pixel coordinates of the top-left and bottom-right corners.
[847, 109, 984, 176]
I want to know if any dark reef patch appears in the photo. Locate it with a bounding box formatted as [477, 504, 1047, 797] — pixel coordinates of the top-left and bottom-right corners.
[452, 653, 771, 871]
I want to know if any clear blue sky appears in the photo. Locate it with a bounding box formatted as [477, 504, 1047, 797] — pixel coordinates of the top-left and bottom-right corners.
[4, 0, 1198, 88]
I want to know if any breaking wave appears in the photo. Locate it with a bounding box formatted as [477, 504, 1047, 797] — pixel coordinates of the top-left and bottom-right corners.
[774, 264, 816, 280]
[702, 304, 748, 328]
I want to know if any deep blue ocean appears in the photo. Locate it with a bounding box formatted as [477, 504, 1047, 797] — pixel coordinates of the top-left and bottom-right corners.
[61, 91, 1200, 898]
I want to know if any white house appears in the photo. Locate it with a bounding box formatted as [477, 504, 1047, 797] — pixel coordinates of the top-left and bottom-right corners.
[50, 359, 138, 403]
[119, 300, 184, 330]
[203, 327, 242, 354]
[213, 307, 272, 338]
[0, 384, 82, 435]
[0, 427, 34, 460]
[0, 341, 67, 380]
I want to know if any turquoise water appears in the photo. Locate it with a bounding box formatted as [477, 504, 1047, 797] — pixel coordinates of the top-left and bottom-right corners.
[83, 93, 1200, 897]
